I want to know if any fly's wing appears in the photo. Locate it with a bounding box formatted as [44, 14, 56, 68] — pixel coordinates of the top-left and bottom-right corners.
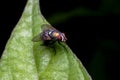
[32, 24, 53, 42]
[41, 24, 58, 31]
[32, 33, 41, 42]
[32, 24, 60, 42]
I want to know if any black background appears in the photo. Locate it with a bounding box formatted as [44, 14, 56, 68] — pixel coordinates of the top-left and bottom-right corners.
[0, 0, 120, 80]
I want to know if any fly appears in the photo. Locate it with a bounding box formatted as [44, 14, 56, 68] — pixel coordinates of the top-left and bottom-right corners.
[32, 24, 67, 44]
[32, 24, 68, 53]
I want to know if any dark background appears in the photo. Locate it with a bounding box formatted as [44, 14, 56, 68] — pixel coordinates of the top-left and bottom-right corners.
[0, 0, 120, 80]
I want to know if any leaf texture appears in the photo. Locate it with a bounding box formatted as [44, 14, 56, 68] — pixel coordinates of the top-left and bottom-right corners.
[0, 0, 92, 80]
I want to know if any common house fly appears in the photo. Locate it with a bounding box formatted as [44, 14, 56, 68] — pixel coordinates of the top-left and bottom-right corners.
[32, 24, 68, 53]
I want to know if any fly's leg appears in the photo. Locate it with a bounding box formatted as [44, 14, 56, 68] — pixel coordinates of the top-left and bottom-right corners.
[40, 40, 57, 55]
[58, 41, 68, 53]
[52, 45, 56, 55]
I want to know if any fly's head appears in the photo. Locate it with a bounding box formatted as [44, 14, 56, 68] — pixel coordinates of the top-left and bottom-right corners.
[51, 31, 67, 42]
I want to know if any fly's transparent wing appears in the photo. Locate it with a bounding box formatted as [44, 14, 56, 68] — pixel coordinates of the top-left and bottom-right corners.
[32, 24, 60, 42]
[32, 34, 41, 42]
[32, 24, 53, 42]
[41, 24, 57, 31]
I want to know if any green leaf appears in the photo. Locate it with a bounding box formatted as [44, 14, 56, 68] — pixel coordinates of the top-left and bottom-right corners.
[0, 0, 92, 80]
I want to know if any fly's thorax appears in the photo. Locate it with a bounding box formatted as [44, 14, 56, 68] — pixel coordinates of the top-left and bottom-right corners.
[48, 30, 67, 42]
[48, 30, 57, 38]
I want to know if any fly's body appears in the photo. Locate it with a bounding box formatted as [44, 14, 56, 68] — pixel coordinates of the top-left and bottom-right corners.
[32, 24, 67, 45]
[32, 24, 68, 53]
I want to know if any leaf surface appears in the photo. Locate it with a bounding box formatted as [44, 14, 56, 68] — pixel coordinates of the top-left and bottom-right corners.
[0, 0, 92, 80]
